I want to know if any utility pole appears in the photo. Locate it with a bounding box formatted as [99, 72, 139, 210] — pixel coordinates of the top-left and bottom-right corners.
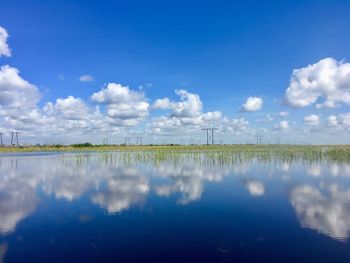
[0, 132, 3, 145]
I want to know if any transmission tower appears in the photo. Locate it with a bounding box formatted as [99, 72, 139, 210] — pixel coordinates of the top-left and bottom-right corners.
[0, 132, 3, 145]
[11, 132, 19, 146]
[202, 128, 218, 145]
[124, 137, 131, 145]
[136, 136, 143, 145]
[102, 137, 109, 145]
[255, 135, 263, 145]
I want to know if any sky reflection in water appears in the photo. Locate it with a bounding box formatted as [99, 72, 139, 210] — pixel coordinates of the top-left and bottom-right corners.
[1, 152, 350, 262]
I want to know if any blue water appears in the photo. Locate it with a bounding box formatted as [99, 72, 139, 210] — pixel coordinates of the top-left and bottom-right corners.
[1, 153, 350, 262]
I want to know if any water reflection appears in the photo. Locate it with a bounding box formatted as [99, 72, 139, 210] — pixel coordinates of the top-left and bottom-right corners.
[153, 164, 230, 204]
[244, 180, 265, 197]
[91, 167, 150, 213]
[0, 243, 7, 263]
[290, 184, 350, 241]
[0, 154, 235, 234]
[0, 153, 350, 244]
[0, 171, 37, 234]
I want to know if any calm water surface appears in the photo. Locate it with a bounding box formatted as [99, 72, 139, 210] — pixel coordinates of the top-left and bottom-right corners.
[1, 152, 350, 262]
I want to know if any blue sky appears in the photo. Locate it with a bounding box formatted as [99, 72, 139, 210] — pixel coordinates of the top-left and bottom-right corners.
[0, 0, 350, 144]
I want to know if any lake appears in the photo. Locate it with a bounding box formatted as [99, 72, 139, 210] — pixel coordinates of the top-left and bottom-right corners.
[1, 151, 350, 262]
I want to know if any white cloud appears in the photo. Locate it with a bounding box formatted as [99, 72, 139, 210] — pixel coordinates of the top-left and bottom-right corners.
[172, 89, 202, 117]
[274, 120, 289, 130]
[91, 83, 149, 126]
[304, 114, 320, 125]
[49, 96, 90, 120]
[152, 98, 173, 109]
[41, 96, 112, 134]
[0, 65, 40, 109]
[279, 111, 289, 117]
[147, 90, 222, 135]
[0, 65, 44, 132]
[222, 117, 250, 134]
[340, 113, 350, 128]
[241, 97, 263, 112]
[79, 75, 94, 82]
[0, 26, 11, 57]
[327, 115, 338, 127]
[202, 111, 222, 121]
[326, 112, 350, 130]
[285, 58, 350, 108]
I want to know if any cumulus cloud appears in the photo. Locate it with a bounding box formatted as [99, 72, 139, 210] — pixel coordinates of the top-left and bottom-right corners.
[79, 75, 94, 82]
[0, 65, 44, 133]
[327, 115, 338, 127]
[171, 89, 203, 117]
[0, 26, 11, 57]
[241, 97, 263, 112]
[326, 112, 350, 130]
[147, 90, 222, 135]
[222, 117, 250, 134]
[285, 58, 350, 108]
[339, 113, 350, 128]
[304, 114, 320, 125]
[0, 66, 113, 139]
[47, 96, 90, 120]
[0, 65, 40, 109]
[152, 98, 173, 109]
[91, 83, 149, 126]
[274, 120, 289, 130]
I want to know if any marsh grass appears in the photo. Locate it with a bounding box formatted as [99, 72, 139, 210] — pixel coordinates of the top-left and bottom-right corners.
[35, 144, 350, 165]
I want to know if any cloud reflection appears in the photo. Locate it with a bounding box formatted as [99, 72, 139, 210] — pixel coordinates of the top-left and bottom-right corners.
[290, 184, 350, 241]
[0, 171, 37, 235]
[0, 155, 232, 233]
[153, 164, 230, 204]
[91, 168, 150, 213]
[244, 180, 265, 197]
[1, 153, 350, 243]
